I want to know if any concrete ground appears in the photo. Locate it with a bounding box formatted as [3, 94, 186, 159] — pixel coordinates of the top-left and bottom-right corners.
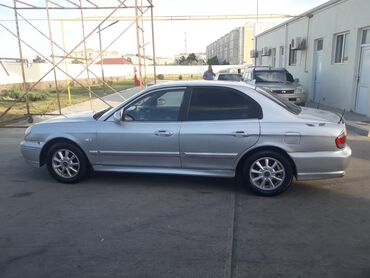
[1, 127, 370, 278]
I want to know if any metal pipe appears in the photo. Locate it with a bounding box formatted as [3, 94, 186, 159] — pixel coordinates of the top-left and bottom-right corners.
[135, 0, 143, 88]
[13, 0, 30, 116]
[61, 21, 72, 104]
[141, 0, 147, 85]
[150, 4, 156, 83]
[45, 0, 62, 114]
[0, 0, 130, 119]
[98, 26, 105, 89]
[79, 0, 93, 110]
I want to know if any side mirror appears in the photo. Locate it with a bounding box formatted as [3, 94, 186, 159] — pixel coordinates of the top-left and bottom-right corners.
[113, 110, 123, 123]
[294, 78, 300, 83]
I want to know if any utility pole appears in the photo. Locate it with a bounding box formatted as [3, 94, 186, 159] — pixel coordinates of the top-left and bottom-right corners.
[254, 0, 259, 66]
[96, 20, 118, 92]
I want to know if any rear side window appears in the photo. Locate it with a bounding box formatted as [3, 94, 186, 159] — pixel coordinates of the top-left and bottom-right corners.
[187, 87, 262, 121]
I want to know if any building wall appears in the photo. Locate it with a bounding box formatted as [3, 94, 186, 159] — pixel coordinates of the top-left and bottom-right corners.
[206, 27, 244, 65]
[256, 0, 370, 116]
[0, 62, 234, 86]
[243, 24, 255, 65]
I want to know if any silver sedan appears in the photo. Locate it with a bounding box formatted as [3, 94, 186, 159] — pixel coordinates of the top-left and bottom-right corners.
[20, 81, 351, 196]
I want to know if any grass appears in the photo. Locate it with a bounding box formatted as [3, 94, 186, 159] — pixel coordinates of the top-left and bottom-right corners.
[0, 80, 134, 124]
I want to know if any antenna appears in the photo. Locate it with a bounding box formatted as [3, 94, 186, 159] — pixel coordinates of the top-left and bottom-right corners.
[338, 109, 346, 124]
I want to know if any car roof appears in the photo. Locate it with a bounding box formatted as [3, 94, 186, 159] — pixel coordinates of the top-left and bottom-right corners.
[146, 80, 248, 90]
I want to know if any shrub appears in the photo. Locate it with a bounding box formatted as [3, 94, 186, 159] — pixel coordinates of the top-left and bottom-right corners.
[0, 89, 49, 102]
[28, 91, 49, 101]
[179, 75, 183, 80]
[157, 74, 164, 80]
[0, 89, 21, 100]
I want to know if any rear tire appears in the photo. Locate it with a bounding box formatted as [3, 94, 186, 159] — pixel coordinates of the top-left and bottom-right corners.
[242, 150, 293, 196]
[46, 142, 88, 184]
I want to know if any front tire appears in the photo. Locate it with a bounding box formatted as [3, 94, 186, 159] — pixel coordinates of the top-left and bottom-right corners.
[46, 142, 88, 184]
[242, 151, 293, 196]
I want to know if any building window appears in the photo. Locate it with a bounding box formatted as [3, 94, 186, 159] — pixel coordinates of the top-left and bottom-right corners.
[333, 32, 349, 63]
[288, 44, 297, 66]
[271, 48, 276, 67]
[362, 29, 370, 45]
[279, 46, 284, 67]
[316, 39, 323, 51]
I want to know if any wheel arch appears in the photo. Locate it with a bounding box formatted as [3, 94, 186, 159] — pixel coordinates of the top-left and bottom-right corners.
[40, 137, 90, 167]
[235, 145, 297, 178]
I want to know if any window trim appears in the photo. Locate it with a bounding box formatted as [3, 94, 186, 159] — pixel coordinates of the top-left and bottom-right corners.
[184, 86, 263, 122]
[333, 31, 349, 64]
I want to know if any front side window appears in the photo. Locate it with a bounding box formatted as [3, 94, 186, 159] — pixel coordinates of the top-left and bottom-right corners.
[124, 89, 185, 121]
[334, 32, 349, 63]
[187, 87, 262, 121]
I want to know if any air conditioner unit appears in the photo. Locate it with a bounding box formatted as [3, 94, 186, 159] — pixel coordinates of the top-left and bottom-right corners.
[261, 47, 272, 56]
[250, 50, 258, 58]
[291, 37, 306, 50]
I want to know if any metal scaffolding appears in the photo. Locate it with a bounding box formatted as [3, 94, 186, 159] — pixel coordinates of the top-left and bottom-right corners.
[0, 0, 156, 125]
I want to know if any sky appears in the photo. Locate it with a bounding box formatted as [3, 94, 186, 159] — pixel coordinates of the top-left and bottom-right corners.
[0, 0, 329, 60]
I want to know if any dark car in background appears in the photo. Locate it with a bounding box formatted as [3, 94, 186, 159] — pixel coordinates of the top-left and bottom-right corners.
[243, 66, 307, 106]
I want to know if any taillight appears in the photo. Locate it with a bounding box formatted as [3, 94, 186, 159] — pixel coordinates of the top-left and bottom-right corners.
[335, 130, 347, 149]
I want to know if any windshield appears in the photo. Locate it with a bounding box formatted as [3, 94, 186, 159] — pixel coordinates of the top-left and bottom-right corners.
[254, 70, 288, 83]
[256, 87, 301, 115]
[218, 74, 242, 81]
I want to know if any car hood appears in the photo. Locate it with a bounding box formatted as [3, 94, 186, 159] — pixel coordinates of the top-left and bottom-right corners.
[297, 107, 341, 123]
[43, 111, 96, 123]
[256, 82, 297, 90]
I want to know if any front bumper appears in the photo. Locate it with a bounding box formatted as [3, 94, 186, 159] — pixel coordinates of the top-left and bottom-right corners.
[20, 140, 42, 168]
[290, 145, 352, 181]
[279, 93, 307, 105]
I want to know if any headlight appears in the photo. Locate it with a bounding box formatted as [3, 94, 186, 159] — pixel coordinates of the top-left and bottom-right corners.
[25, 126, 32, 136]
[296, 86, 304, 94]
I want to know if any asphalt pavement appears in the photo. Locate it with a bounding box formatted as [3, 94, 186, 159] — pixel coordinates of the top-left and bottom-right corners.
[1, 128, 370, 278]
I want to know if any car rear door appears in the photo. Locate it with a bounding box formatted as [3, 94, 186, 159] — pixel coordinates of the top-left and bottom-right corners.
[179, 86, 261, 171]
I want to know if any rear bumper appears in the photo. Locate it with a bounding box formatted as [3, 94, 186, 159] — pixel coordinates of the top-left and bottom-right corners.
[20, 140, 42, 168]
[290, 145, 351, 181]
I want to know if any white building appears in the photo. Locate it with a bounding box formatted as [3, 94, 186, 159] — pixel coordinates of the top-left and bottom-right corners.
[255, 0, 370, 116]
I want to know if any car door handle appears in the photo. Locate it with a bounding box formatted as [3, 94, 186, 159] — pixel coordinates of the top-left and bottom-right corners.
[231, 131, 249, 137]
[154, 130, 174, 137]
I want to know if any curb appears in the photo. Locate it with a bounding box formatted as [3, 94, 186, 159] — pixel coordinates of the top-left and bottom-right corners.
[346, 122, 370, 137]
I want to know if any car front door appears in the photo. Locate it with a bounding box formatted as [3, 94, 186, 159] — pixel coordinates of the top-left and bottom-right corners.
[97, 87, 187, 168]
[180, 86, 261, 171]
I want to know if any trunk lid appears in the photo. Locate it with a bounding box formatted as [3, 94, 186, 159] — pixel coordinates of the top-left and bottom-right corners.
[296, 107, 341, 123]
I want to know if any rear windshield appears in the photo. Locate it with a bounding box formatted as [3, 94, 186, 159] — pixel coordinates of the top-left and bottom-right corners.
[218, 74, 242, 81]
[256, 87, 301, 115]
[254, 70, 290, 83]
